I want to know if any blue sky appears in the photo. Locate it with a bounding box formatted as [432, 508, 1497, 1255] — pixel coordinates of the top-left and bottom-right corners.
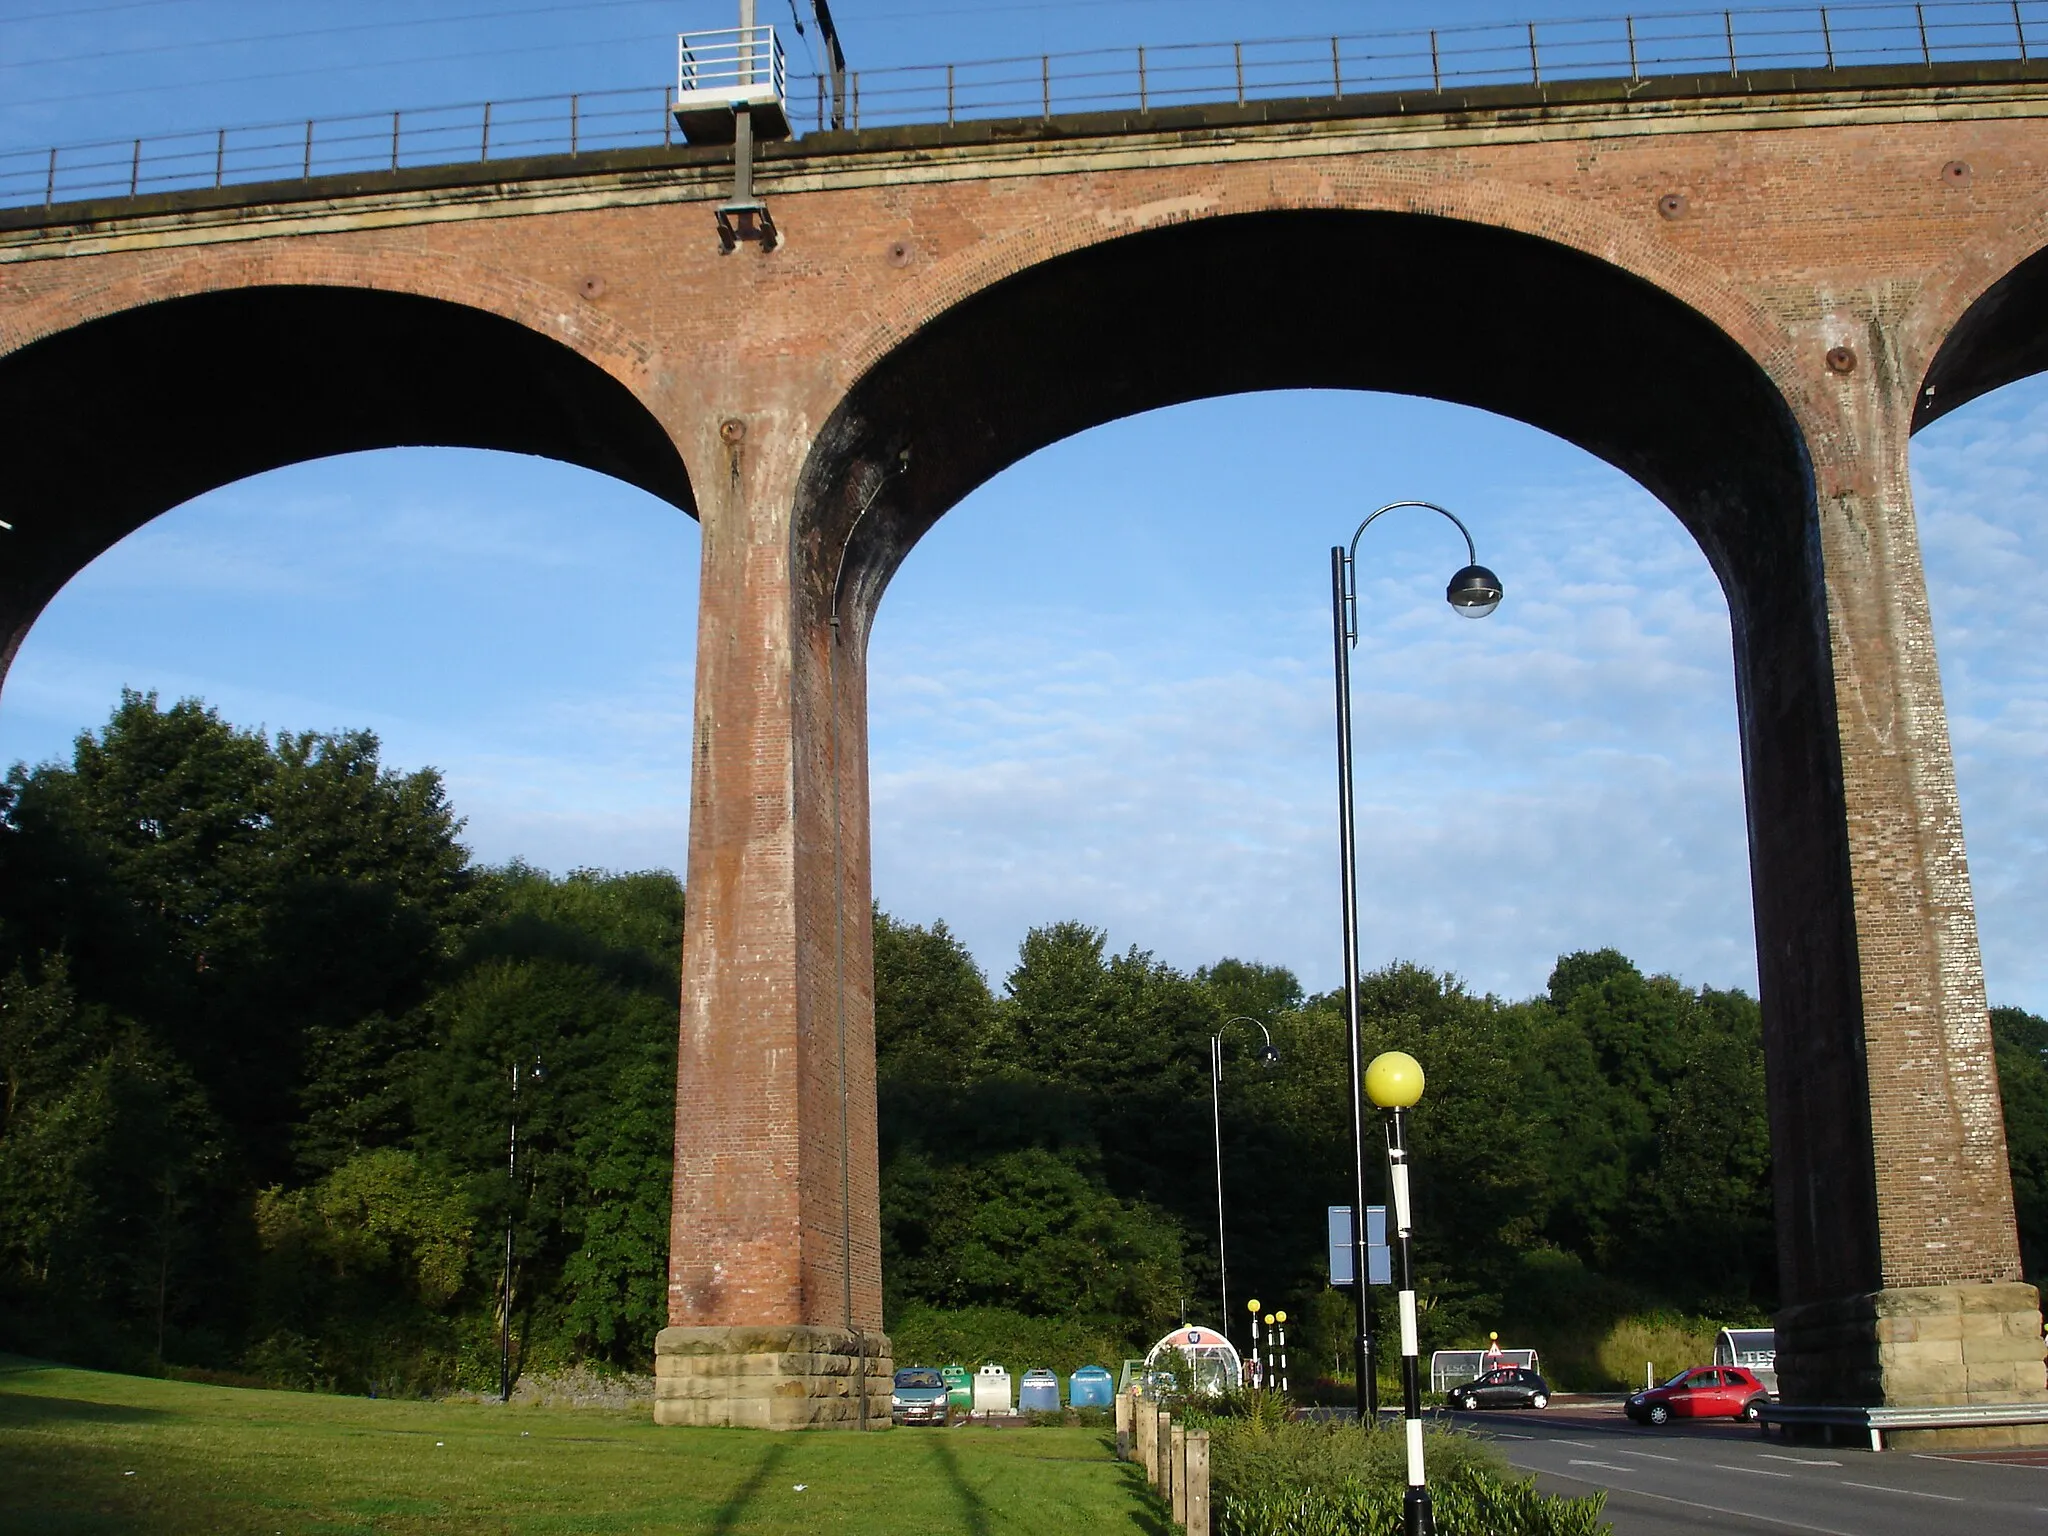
[1, 2, 2043, 1012]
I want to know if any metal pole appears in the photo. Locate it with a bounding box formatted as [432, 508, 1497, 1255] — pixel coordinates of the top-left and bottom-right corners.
[303, 120, 313, 178]
[1235, 41, 1244, 104]
[1627, 16, 1639, 78]
[1917, 4, 1931, 65]
[1388, 1106, 1432, 1536]
[129, 138, 140, 196]
[1726, 11, 1739, 73]
[1331, 547, 1378, 1427]
[44, 146, 56, 206]
[1332, 36, 1343, 97]
[390, 111, 400, 171]
[483, 101, 494, 159]
[1042, 54, 1051, 118]
[2017, 1, 2030, 61]
[500, 1060, 518, 1403]
[1822, 9, 1835, 69]
[214, 128, 225, 188]
[1528, 22, 1541, 83]
[1430, 30, 1441, 91]
[570, 93, 580, 155]
[1137, 47, 1146, 111]
[949, 63, 957, 124]
[1212, 1035, 1230, 1336]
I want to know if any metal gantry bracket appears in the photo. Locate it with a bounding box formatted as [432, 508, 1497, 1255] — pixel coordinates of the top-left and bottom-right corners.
[675, 16, 789, 253]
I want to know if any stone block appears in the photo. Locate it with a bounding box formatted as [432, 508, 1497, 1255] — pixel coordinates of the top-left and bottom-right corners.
[653, 1326, 893, 1430]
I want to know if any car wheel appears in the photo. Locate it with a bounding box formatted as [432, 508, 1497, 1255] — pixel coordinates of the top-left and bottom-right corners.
[1460, 1394, 1479, 1411]
[1646, 1403, 1671, 1427]
[1530, 1393, 1549, 1410]
[1742, 1399, 1763, 1424]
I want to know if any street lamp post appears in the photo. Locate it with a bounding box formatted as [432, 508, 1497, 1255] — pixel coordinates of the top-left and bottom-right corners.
[1330, 502, 1500, 1429]
[500, 1054, 543, 1403]
[1211, 1015, 1278, 1347]
[1367, 1050, 1433, 1536]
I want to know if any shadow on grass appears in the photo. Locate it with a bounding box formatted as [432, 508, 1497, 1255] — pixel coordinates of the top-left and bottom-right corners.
[710, 1439, 792, 1536]
[1111, 1457, 1174, 1536]
[927, 1433, 994, 1536]
[0, 1393, 162, 1426]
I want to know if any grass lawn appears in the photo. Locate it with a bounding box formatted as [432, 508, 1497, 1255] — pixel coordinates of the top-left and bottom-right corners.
[0, 1355, 1164, 1535]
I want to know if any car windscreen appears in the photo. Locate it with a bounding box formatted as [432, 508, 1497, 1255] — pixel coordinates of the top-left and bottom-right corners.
[895, 1370, 943, 1388]
[1662, 1369, 1694, 1387]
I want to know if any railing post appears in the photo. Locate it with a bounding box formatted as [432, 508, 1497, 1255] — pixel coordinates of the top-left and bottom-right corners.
[303, 119, 314, 178]
[570, 93, 579, 154]
[815, 73, 824, 132]
[1822, 8, 1836, 68]
[1917, 3, 1931, 64]
[948, 62, 956, 124]
[482, 101, 493, 159]
[390, 110, 401, 171]
[1042, 54, 1050, 118]
[214, 127, 225, 188]
[44, 146, 55, 206]
[2017, 0, 2030, 60]
[1332, 35, 1343, 97]
[1528, 21, 1541, 83]
[1727, 10, 1739, 73]
[1234, 40, 1244, 104]
[1187, 1430, 1211, 1536]
[129, 138, 140, 196]
[1627, 15, 1639, 78]
[1137, 46, 1146, 111]
[1171, 1420, 1187, 1526]
[1431, 28, 1442, 89]
[853, 70, 861, 129]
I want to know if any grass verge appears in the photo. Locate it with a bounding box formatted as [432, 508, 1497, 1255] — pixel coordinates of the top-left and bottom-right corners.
[0, 1353, 1162, 1535]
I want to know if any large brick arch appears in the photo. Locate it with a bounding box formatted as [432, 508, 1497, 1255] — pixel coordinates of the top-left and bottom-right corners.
[787, 203, 1886, 1314]
[0, 280, 695, 680]
[1908, 209, 2048, 429]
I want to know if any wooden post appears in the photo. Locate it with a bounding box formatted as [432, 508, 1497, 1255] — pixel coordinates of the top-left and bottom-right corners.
[1155, 1409, 1172, 1495]
[1137, 1396, 1154, 1478]
[1171, 1421, 1188, 1525]
[1115, 1387, 1133, 1459]
[1187, 1430, 1211, 1536]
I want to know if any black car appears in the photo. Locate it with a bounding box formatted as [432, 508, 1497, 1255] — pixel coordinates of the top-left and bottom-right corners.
[1446, 1367, 1550, 1410]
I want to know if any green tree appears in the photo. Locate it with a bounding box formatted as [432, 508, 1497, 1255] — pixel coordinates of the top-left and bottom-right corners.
[1993, 1006, 2048, 1283]
[873, 909, 992, 1082]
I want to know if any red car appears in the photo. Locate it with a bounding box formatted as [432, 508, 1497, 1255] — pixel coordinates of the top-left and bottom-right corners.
[1625, 1366, 1770, 1426]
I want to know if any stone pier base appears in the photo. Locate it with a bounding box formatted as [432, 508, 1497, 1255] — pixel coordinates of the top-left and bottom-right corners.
[1775, 1282, 2048, 1448]
[653, 1326, 893, 1430]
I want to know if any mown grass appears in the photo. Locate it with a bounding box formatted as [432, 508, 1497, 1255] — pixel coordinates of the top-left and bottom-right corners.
[0, 1354, 1162, 1535]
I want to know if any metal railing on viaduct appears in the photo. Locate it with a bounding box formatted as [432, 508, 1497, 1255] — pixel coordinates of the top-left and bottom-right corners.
[6, 0, 2048, 210]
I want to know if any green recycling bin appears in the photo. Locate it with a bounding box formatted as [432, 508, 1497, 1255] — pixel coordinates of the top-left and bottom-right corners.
[942, 1364, 972, 1417]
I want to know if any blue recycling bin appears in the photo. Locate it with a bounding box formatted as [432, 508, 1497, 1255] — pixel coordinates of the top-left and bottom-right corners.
[1069, 1365, 1113, 1408]
[1018, 1367, 1062, 1413]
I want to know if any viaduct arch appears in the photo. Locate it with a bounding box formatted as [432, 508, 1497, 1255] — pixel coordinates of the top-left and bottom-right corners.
[0, 60, 2043, 1432]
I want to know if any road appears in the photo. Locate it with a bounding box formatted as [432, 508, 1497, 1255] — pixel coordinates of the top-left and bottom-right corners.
[1461, 1403, 2048, 1535]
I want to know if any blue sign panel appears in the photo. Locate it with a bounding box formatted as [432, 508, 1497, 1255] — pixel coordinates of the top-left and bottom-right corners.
[1326, 1205, 1391, 1287]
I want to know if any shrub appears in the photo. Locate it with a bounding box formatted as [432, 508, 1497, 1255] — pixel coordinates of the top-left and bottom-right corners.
[1221, 1472, 1608, 1536]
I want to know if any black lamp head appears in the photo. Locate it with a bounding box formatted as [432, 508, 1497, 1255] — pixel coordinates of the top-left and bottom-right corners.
[1257, 1042, 1281, 1068]
[1446, 563, 1504, 618]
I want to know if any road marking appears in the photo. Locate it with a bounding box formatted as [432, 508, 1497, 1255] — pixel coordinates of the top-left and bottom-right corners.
[1610, 1448, 1683, 1462]
[1714, 1463, 1793, 1477]
[1760, 1453, 1841, 1466]
[1839, 1479, 1963, 1502]
[1494, 1431, 1534, 1439]
[1531, 1470, 1869, 1536]
[1551, 1439, 1596, 1448]
[1566, 1458, 1633, 1472]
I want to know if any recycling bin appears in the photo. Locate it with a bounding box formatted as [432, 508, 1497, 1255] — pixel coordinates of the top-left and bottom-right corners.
[942, 1364, 973, 1417]
[1019, 1367, 1062, 1413]
[1069, 1365, 1114, 1408]
[972, 1363, 1012, 1414]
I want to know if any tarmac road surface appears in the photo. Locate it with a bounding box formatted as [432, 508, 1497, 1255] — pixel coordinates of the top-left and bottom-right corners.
[1461, 1403, 2048, 1535]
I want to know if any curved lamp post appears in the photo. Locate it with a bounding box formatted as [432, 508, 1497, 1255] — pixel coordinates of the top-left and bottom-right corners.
[1211, 1015, 1279, 1345]
[1367, 1050, 1431, 1536]
[1330, 502, 1501, 1427]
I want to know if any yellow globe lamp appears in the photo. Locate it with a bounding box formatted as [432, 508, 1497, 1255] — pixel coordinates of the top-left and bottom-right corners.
[1365, 1050, 1426, 1108]
[1274, 1311, 1287, 1324]
[1247, 1298, 1261, 1314]
[1264, 1313, 1274, 1325]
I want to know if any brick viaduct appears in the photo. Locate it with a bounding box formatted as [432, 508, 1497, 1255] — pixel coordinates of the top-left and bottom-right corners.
[3, 59, 2046, 1428]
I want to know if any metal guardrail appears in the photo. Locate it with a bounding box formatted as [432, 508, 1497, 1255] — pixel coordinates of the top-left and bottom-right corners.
[4, 1, 2046, 212]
